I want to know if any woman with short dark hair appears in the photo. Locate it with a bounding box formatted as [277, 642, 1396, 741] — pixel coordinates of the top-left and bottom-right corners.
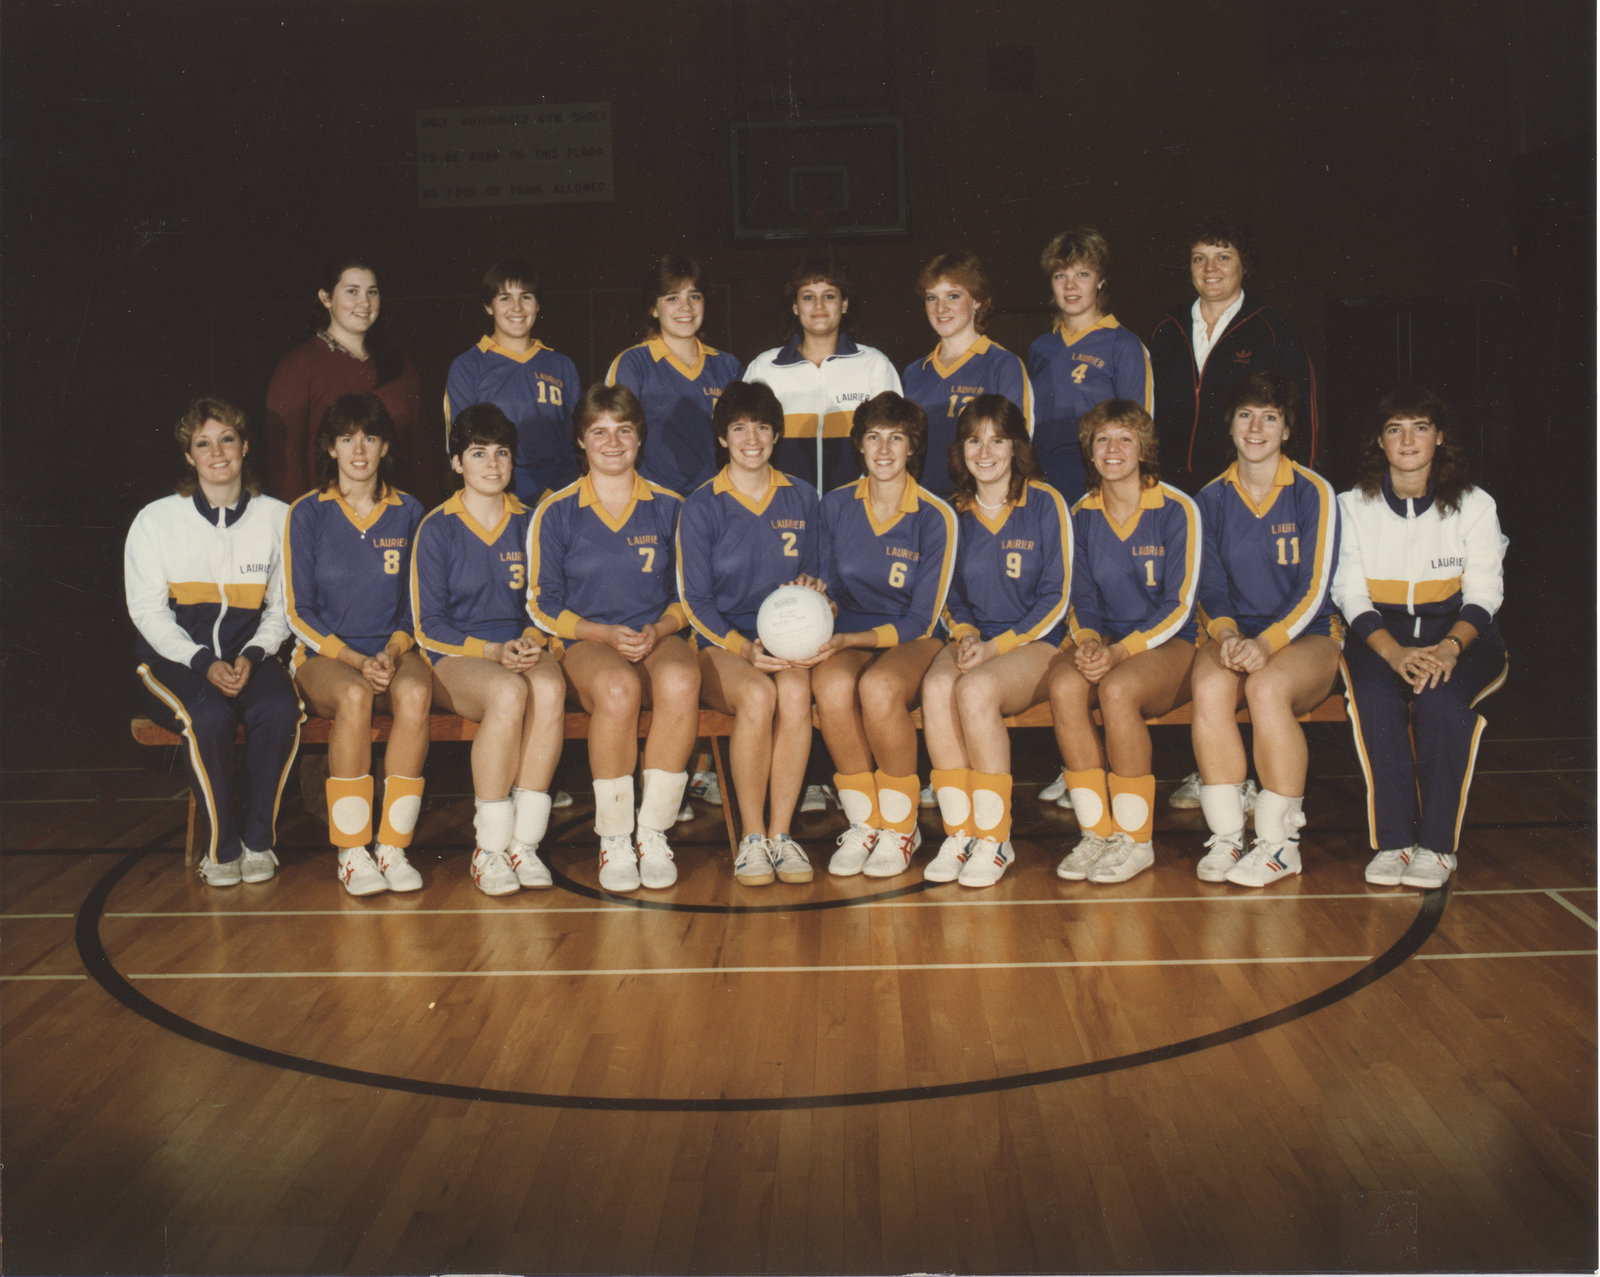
[285, 393, 431, 896]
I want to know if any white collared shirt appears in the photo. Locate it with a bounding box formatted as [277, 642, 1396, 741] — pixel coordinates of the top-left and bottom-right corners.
[1191, 294, 1244, 370]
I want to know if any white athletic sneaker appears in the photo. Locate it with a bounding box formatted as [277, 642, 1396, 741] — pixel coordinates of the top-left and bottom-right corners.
[636, 828, 678, 889]
[734, 833, 775, 887]
[239, 847, 279, 884]
[1364, 847, 1412, 887]
[1196, 831, 1245, 882]
[375, 842, 424, 892]
[197, 856, 243, 888]
[470, 847, 520, 897]
[337, 846, 389, 897]
[597, 834, 641, 892]
[1057, 831, 1112, 881]
[828, 823, 878, 876]
[957, 837, 1015, 888]
[769, 834, 812, 884]
[1225, 838, 1302, 887]
[923, 835, 971, 883]
[800, 784, 836, 814]
[1039, 770, 1068, 803]
[552, 789, 574, 809]
[1400, 847, 1456, 889]
[919, 783, 937, 809]
[688, 770, 722, 805]
[863, 826, 922, 878]
[1169, 771, 1203, 809]
[1089, 833, 1154, 884]
[676, 802, 694, 824]
[506, 842, 552, 890]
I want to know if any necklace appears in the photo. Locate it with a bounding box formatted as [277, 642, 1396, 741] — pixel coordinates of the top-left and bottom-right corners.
[975, 494, 1008, 512]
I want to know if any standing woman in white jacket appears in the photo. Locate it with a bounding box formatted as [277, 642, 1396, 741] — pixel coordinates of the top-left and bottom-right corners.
[1331, 387, 1508, 889]
[125, 397, 302, 886]
[746, 251, 902, 494]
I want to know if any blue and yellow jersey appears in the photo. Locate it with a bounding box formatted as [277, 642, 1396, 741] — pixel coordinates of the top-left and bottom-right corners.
[901, 337, 1033, 498]
[606, 337, 743, 496]
[943, 479, 1073, 652]
[676, 467, 820, 652]
[1196, 457, 1340, 652]
[1026, 315, 1154, 507]
[819, 477, 957, 646]
[411, 491, 539, 665]
[284, 486, 424, 669]
[527, 473, 685, 641]
[1068, 482, 1200, 653]
[445, 337, 582, 505]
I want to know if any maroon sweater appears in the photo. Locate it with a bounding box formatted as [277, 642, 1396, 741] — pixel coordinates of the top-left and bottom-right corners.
[263, 333, 423, 501]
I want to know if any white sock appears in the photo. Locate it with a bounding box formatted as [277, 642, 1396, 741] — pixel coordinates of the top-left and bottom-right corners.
[638, 768, 688, 833]
[1254, 790, 1304, 845]
[510, 787, 553, 851]
[593, 775, 635, 837]
[1198, 783, 1246, 837]
[472, 796, 514, 854]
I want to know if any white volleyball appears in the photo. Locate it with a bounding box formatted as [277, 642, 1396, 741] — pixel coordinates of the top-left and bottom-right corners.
[756, 584, 834, 660]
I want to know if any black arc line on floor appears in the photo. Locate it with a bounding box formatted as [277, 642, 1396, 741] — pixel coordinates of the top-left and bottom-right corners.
[77, 844, 1445, 1114]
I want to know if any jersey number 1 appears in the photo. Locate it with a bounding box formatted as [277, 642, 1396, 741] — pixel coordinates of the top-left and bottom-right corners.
[1275, 536, 1300, 566]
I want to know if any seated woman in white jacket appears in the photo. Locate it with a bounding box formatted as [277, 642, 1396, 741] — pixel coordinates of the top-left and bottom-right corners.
[1331, 387, 1508, 889]
[125, 397, 301, 887]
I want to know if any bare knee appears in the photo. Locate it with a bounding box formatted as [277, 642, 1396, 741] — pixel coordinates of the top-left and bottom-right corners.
[734, 671, 778, 720]
[335, 676, 376, 721]
[858, 667, 905, 720]
[483, 671, 529, 726]
[591, 667, 642, 721]
[388, 673, 431, 724]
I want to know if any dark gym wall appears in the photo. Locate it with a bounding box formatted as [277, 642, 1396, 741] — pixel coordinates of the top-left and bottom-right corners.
[2, 0, 1592, 722]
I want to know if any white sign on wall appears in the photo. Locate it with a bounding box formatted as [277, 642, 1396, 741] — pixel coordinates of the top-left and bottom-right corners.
[416, 103, 614, 207]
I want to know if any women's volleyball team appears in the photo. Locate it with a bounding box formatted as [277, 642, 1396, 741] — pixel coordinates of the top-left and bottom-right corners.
[125, 220, 1508, 903]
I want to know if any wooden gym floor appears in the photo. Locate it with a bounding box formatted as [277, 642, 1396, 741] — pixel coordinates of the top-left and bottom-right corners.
[2, 686, 1594, 1275]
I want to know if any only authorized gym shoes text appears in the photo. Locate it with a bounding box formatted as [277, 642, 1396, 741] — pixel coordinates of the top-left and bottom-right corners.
[923, 835, 971, 882]
[505, 842, 552, 890]
[337, 846, 388, 897]
[828, 823, 878, 876]
[863, 826, 921, 878]
[375, 842, 424, 892]
[1399, 847, 1456, 889]
[1225, 838, 1302, 887]
[1088, 833, 1154, 884]
[1364, 847, 1412, 887]
[734, 833, 775, 886]
[239, 847, 279, 884]
[1057, 831, 1111, 881]
[636, 828, 678, 889]
[598, 834, 641, 893]
[471, 846, 520, 897]
[197, 856, 243, 888]
[769, 834, 813, 883]
[1196, 831, 1244, 882]
[957, 837, 1015, 888]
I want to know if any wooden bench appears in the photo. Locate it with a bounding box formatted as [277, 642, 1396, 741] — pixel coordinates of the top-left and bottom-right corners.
[132, 696, 1346, 864]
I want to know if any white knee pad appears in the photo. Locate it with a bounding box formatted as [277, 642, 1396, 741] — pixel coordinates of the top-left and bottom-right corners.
[638, 768, 688, 833]
[592, 775, 635, 837]
[473, 796, 514, 854]
[1198, 783, 1246, 837]
[511, 787, 553, 849]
